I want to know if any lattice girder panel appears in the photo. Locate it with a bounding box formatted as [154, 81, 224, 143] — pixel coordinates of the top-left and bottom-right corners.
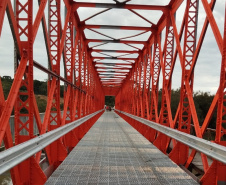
[12, 0, 47, 184]
[113, 0, 226, 184]
[149, 37, 161, 122]
[0, 0, 226, 184]
[0, 0, 105, 184]
[153, 20, 174, 154]
[159, 24, 174, 128]
[143, 48, 152, 119]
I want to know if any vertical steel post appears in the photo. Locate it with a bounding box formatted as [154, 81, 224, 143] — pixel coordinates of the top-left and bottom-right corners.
[47, 0, 67, 169]
[13, 0, 46, 183]
[154, 20, 174, 153]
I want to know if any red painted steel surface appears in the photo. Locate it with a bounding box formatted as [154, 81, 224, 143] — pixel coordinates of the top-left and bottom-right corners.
[0, 0, 225, 184]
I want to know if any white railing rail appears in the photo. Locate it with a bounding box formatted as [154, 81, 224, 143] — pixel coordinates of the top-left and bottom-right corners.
[0, 109, 103, 175]
[115, 110, 226, 164]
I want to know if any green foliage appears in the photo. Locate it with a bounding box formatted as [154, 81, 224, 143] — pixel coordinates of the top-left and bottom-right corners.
[158, 88, 181, 118]
[1, 77, 13, 99]
[40, 82, 48, 95]
[105, 96, 115, 107]
[193, 91, 216, 129]
[60, 103, 64, 110]
[170, 88, 181, 118]
[36, 96, 47, 112]
[34, 80, 46, 95]
[60, 85, 64, 98]
[157, 88, 216, 129]
[0, 77, 219, 129]
[1, 77, 65, 113]
[34, 79, 64, 97]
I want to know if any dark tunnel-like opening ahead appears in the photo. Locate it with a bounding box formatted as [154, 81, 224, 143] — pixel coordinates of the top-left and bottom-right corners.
[105, 96, 115, 108]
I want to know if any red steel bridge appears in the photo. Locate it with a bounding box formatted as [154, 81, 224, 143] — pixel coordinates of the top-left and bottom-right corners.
[0, 0, 226, 184]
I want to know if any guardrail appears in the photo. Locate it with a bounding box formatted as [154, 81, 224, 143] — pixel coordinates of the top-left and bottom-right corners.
[1, 111, 65, 143]
[115, 110, 226, 164]
[0, 109, 103, 175]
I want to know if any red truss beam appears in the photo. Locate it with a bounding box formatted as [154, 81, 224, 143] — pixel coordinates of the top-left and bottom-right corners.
[149, 36, 161, 124]
[0, 0, 226, 184]
[0, 0, 7, 37]
[95, 63, 133, 66]
[98, 70, 129, 73]
[0, 0, 105, 184]
[96, 67, 131, 69]
[154, 19, 174, 154]
[73, 2, 168, 11]
[84, 25, 153, 31]
[101, 80, 123, 82]
[98, 73, 128, 75]
[86, 39, 146, 44]
[92, 57, 137, 60]
[114, 0, 226, 184]
[12, 1, 47, 184]
[169, 1, 210, 173]
[141, 48, 152, 120]
[91, 49, 139, 54]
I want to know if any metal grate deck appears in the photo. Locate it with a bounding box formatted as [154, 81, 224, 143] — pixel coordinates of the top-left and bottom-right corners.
[45, 112, 199, 185]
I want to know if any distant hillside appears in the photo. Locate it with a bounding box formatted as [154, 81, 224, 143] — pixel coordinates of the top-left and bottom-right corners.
[1, 77, 217, 129]
[1, 77, 64, 113]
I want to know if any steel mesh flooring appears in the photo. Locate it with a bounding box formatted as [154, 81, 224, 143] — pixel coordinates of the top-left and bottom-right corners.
[45, 112, 199, 185]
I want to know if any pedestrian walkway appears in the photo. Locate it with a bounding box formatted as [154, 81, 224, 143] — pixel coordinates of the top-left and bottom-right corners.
[46, 112, 199, 185]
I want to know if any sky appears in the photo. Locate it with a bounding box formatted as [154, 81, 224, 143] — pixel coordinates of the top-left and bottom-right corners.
[0, 0, 225, 94]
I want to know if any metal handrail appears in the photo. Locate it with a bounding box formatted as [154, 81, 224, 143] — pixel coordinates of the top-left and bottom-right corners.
[0, 110, 103, 175]
[115, 110, 226, 164]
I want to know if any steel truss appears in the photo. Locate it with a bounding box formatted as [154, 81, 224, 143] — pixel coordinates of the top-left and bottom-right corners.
[115, 0, 226, 184]
[0, 0, 225, 184]
[0, 0, 104, 184]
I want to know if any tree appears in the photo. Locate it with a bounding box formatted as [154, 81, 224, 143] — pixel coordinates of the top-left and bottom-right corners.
[193, 91, 216, 129]
[36, 96, 47, 113]
[1, 77, 13, 99]
[105, 96, 115, 107]
[39, 81, 47, 95]
[170, 88, 180, 118]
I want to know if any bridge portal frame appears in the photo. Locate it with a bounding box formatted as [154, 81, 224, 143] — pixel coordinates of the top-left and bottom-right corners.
[0, 0, 225, 184]
[0, 0, 104, 184]
[115, 0, 226, 184]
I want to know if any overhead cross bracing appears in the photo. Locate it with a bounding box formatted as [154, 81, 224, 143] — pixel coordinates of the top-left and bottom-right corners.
[0, 0, 226, 184]
[73, 0, 171, 95]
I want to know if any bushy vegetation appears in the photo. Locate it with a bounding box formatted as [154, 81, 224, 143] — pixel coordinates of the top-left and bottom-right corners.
[105, 96, 115, 107]
[34, 79, 64, 97]
[36, 96, 47, 113]
[1, 77, 64, 113]
[1, 77, 217, 129]
[1, 76, 13, 100]
[158, 89, 216, 129]
[34, 80, 48, 95]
